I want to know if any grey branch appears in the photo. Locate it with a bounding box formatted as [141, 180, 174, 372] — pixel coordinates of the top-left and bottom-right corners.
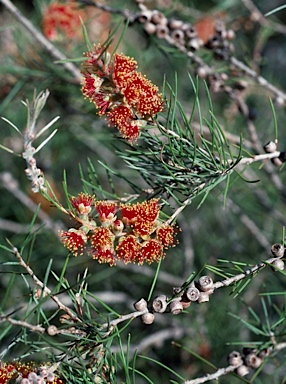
[0, 316, 45, 333]
[184, 364, 238, 384]
[213, 256, 278, 290]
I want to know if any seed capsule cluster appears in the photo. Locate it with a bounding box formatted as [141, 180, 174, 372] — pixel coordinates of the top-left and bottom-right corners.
[134, 5, 237, 96]
[161, 276, 215, 315]
[228, 347, 272, 377]
[136, 9, 203, 53]
[133, 276, 214, 325]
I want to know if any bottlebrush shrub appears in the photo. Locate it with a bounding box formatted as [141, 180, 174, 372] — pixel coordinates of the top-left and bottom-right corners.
[81, 44, 164, 142]
[58, 194, 178, 266]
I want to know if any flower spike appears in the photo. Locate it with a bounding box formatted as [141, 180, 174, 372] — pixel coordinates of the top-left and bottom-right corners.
[81, 44, 164, 142]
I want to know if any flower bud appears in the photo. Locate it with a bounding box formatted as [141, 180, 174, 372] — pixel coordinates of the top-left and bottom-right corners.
[112, 219, 124, 234]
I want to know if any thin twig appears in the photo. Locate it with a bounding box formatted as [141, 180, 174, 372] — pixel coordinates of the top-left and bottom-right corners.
[0, 316, 46, 334]
[100, 308, 148, 335]
[79, 0, 138, 21]
[12, 246, 82, 323]
[184, 341, 286, 383]
[230, 56, 286, 102]
[0, 0, 81, 82]
[184, 364, 238, 384]
[242, 0, 286, 35]
[213, 256, 278, 290]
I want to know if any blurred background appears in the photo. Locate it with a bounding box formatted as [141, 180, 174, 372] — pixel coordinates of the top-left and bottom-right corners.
[0, 0, 286, 383]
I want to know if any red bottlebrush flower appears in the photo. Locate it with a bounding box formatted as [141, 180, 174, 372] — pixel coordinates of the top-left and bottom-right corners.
[113, 53, 137, 88]
[70, 193, 94, 215]
[89, 227, 114, 249]
[0, 362, 64, 383]
[121, 199, 159, 226]
[107, 106, 140, 142]
[120, 203, 138, 225]
[107, 105, 133, 125]
[89, 228, 115, 265]
[90, 248, 116, 266]
[117, 121, 141, 143]
[95, 201, 117, 222]
[81, 44, 164, 141]
[133, 219, 155, 238]
[42, 1, 85, 41]
[123, 72, 164, 117]
[141, 239, 164, 264]
[116, 235, 141, 264]
[58, 229, 87, 256]
[136, 199, 160, 223]
[81, 73, 104, 100]
[93, 93, 112, 115]
[156, 224, 178, 247]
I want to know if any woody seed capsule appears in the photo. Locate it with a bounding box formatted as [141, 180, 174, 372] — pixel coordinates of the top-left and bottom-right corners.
[168, 18, 184, 30]
[134, 298, 148, 311]
[156, 25, 169, 39]
[227, 351, 243, 366]
[197, 276, 214, 292]
[152, 295, 168, 313]
[171, 29, 185, 43]
[197, 291, 211, 303]
[138, 10, 153, 24]
[244, 352, 262, 369]
[236, 364, 249, 377]
[169, 299, 183, 315]
[151, 11, 167, 25]
[144, 22, 157, 35]
[271, 258, 285, 271]
[47, 325, 58, 336]
[185, 286, 200, 302]
[271, 243, 284, 258]
[141, 312, 155, 324]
